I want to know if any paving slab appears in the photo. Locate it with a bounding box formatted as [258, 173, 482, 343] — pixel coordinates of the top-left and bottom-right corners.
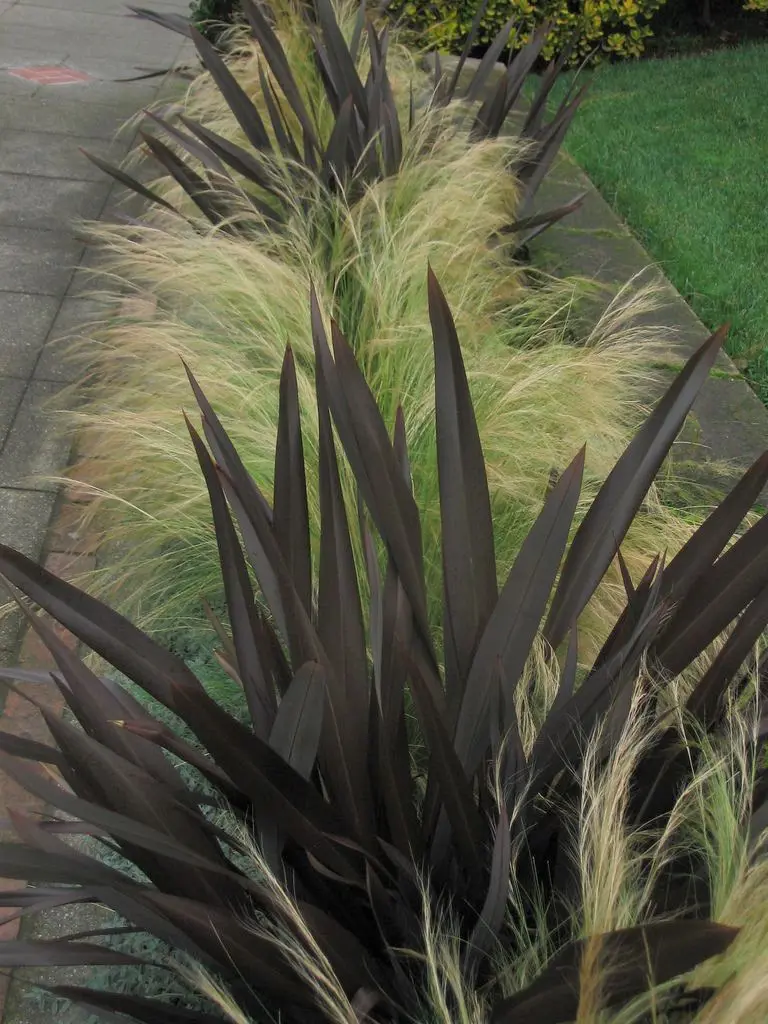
[0, 43, 70, 66]
[15, 0, 189, 10]
[39, 76, 163, 107]
[0, 488, 56, 562]
[0, 94, 151, 137]
[0, 130, 128, 180]
[35, 295, 107, 382]
[2, 4, 188, 34]
[0, 172, 111, 230]
[0, 380, 71, 491]
[0, 226, 83, 295]
[0, 25, 185, 62]
[0, 379, 27, 447]
[0, 485, 58, 654]
[0, 291, 60, 378]
[0, 73, 39, 97]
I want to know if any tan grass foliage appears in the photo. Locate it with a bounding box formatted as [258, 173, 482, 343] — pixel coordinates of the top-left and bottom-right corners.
[55, 0, 696, 658]
[67, 169, 692, 652]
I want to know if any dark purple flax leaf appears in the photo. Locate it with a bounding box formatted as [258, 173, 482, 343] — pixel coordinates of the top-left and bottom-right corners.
[190, 24, 272, 152]
[45, 987, 226, 1024]
[186, 414, 276, 737]
[0, 941, 146, 968]
[428, 266, 497, 724]
[81, 149, 182, 217]
[240, 0, 320, 152]
[127, 6, 191, 35]
[465, 803, 510, 970]
[452, 448, 584, 777]
[310, 290, 434, 660]
[465, 14, 517, 103]
[269, 662, 325, 779]
[543, 326, 727, 651]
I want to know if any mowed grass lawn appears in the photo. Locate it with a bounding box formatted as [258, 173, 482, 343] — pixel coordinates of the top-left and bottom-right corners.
[560, 44, 768, 400]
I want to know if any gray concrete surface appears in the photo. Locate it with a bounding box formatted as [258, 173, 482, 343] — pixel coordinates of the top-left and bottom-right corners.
[0, 0, 193, 662]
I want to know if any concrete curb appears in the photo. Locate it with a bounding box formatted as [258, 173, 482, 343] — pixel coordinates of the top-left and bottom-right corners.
[529, 151, 768, 491]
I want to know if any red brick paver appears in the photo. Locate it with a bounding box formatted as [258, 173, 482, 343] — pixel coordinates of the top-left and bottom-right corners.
[6, 66, 93, 86]
[0, 496, 99, 1018]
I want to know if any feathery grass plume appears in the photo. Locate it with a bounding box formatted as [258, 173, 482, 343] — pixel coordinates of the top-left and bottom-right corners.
[667, 679, 768, 993]
[183, 966, 255, 1024]
[685, 694, 761, 919]
[64, 139, 693, 652]
[56, 0, 701, 649]
[605, 675, 768, 1024]
[576, 683, 659, 941]
[693, 951, 768, 1023]
[0, 274, 763, 1023]
[180, 2, 420, 153]
[567, 680, 687, 1021]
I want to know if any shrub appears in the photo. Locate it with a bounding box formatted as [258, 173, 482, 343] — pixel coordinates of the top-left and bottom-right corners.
[388, 0, 668, 61]
[1, 274, 767, 1023]
[388, 0, 768, 61]
[189, 0, 243, 40]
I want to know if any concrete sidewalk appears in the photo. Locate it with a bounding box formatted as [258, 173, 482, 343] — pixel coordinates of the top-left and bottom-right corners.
[0, 7, 195, 1019]
[0, 0, 193, 657]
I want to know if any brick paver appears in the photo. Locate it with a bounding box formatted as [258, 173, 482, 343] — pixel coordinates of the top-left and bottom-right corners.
[7, 65, 92, 84]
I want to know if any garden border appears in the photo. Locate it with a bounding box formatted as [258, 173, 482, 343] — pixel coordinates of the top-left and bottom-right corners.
[1, 48, 766, 1023]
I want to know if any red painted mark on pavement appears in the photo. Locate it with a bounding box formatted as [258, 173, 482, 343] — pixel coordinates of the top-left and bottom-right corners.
[7, 65, 93, 85]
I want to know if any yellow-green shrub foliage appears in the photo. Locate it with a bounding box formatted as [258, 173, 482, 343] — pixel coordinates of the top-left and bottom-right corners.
[389, 0, 668, 61]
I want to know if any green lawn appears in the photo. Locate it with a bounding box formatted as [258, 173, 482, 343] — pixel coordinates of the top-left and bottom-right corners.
[560, 43, 768, 401]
